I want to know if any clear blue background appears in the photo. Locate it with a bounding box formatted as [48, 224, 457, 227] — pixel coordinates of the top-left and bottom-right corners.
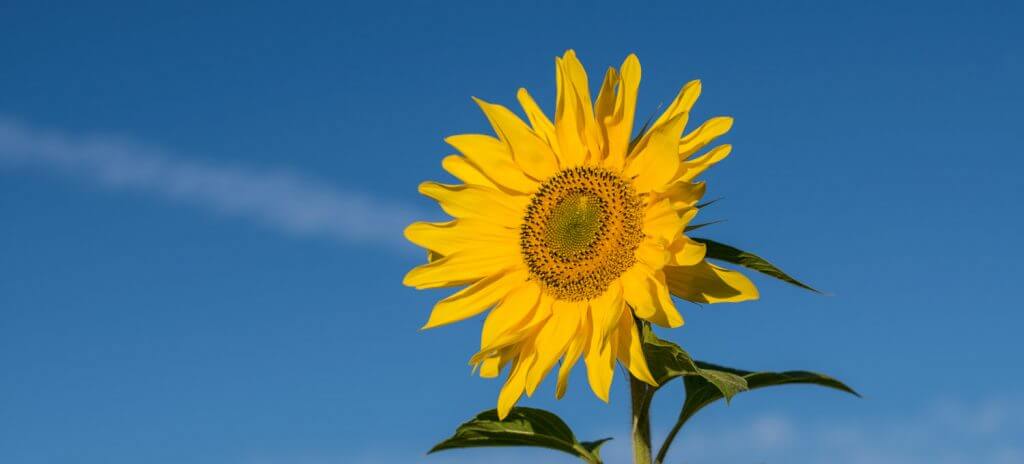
[2, 1, 1022, 463]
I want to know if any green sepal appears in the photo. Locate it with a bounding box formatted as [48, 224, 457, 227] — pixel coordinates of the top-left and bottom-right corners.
[695, 197, 722, 209]
[683, 220, 724, 233]
[429, 407, 610, 464]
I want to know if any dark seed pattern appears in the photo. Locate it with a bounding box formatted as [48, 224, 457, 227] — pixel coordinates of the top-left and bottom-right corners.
[520, 166, 645, 301]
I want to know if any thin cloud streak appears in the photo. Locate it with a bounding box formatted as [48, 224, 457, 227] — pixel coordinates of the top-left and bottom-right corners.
[0, 117, 422, 251]
[658, 395, 1024, 464]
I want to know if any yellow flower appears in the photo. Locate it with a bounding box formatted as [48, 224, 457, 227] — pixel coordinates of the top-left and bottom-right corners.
[404, 50, 759, 418]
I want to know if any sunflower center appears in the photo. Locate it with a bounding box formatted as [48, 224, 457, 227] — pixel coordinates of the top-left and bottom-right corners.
[545, 192, 604, 258]
[520, 167, 645, 301]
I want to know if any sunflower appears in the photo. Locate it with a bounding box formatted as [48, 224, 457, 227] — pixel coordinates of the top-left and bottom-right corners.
[404, 50, 759, 419]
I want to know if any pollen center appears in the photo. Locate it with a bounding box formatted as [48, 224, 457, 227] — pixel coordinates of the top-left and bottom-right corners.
[521, 167, 645, 301]
[545, 192, 604, 258]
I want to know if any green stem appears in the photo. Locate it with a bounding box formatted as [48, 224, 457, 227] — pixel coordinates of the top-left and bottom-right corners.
[629, 318, 657, 464]
[630, 373, 652, 464]
[654, 409, 688, 464]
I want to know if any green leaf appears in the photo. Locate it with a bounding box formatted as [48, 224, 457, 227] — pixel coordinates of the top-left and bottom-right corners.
[641, 325, 748, 400]
[655, 361, 858, 463]
[580, 438, 613, 462]
[692, 237, 820, 293]
[679, 361, 858, 427]
[694, 368, 748, 404]
[429, 407, 609, 463]
[641, 324, 701, 385]
[694, 360, 860, 397]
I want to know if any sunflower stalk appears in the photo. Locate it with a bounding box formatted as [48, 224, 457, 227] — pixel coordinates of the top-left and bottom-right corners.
[626, 317, 658, 463]
[629, 370, 655, 464]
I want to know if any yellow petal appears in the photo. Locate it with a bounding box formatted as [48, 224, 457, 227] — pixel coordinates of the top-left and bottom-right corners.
[471, 291, 553, 366]
[664, 260, 760, 303]
[561, 50, 603, 162]
[421, 268, 527, 329]
[675, 144, 732, 183]
[478, 346, 514, 378]
[601, 54, 641, 172]
[497, 347, 534, 420]
[624, 113, 686, 192]
[621, 264, 684, 328]
[667, 236, 707, 266]
[404, 219, 516, 256]
[402, 245, 521, 289]
[480, 355, 502, 378]
[643, 198, 688, 244]
[516, 88, 559, 157]
[584, 323, 616, 402]
[637, 237, 671, 269]
[624, 80, 700, 176]
[615, 309, 657, 386]
[479, 352, 499, 378]
[525, 300, 583, 396]
[473, 97, 559, 181]
[554, 52, 597, 167]
[441, 155, 497, 189]
[555, 321, 589, 399]
[680, 117, 733, 159]
[419, 182, 527, 227]
[650, 80, 701, 131]
[589, 282, 624, 351]
[480, 282, 543, 351]
[654, 181, 706, 210]
[445, 134, 538, 193]
[593, 67, 618, 136]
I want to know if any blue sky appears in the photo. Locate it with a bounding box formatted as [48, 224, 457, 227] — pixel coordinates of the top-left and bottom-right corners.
[2, 1, 1022, 463]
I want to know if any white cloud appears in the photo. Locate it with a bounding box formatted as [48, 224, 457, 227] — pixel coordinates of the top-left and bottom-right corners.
[0, 117, 421, 251]
[661, 395, 1024, 464]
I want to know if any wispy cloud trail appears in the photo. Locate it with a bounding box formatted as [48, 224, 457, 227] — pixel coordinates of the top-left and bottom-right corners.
[0, 118, 422, 251]
[650, 395, 1024, 464]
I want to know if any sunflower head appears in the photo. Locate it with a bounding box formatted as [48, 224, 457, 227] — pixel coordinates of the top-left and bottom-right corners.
[404, 50, 759, 418]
